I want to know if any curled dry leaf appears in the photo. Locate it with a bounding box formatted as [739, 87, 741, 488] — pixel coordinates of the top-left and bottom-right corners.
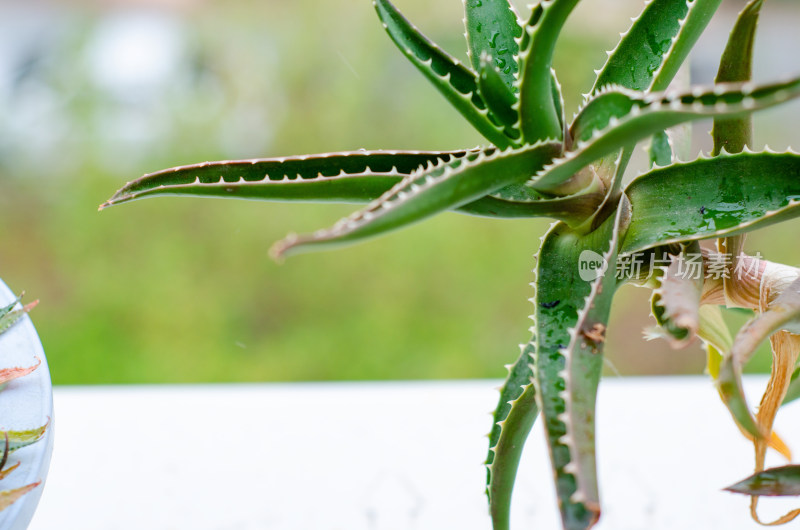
[750, 275, 800, 525]
[717, 269, 800, 524]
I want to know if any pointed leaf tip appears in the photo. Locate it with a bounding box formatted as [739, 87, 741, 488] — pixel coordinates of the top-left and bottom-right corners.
[725, 465, 800, 497]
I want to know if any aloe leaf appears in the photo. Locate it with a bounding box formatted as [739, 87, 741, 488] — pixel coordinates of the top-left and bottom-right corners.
[486, 344, 538, 530]
[717, 359, 763, 439]
[272, 141, 561, 257]
[464, 0, 521, 90]
[584, 0, 720, 192]
[517, 0, 579, 143]
[649, 242, 703, 348]
[701, 303, 794, 463]
[572, 78, 800, 146]
[535, 78, 800, 194]
[552, 70, 565, 134]
[649, 0, 723, 92]
[532, 202, 629, 529]
[100, 150, 473, 208]
[0, 482, 40, 512]
[712, 0, 762, 156]
[485, 194, 621, 526]
[514, 7, 565, 136]
[373, 0, 513, 148]
[478, 53, 519, 130]
[100, 149, 604, 225]
[622, 151, 800, 255]
[459, 183, 604, 226]
[699, 305, 733, 380]
[718, 277, 800, 438]
[712, 1, 761, 349]
[558, 202, 629, 528]
[726, 465, 800, 497]
[648, 130, 672, 168]
[591, 0, 721, 94]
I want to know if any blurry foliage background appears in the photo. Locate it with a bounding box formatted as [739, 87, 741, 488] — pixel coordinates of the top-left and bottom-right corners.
[0, 0, 799, 384]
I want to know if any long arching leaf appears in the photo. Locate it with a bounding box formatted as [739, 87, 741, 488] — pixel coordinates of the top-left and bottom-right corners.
[100, 149, 604, 226]
[533, 78, 800, 194]
[712, 0, 762, 155]
[272, 141, 561, 257]
[710, 0, 762, 307]
[478, 53, 519, 131]
[517, 0, 579, 143]
[649, 242, 704, 348]
[590, 0, 722, 94]
[622, 151, 800, 255]
[100, 150, 472, 208]
[585, 0, 721, 193]
[374, 0, 513, 148]
[719, 276, 800, 438]
[486, 345, 538, 530]
[531, 201, 628, 529]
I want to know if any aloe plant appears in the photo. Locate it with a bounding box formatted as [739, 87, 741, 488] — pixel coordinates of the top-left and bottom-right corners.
[102, 0, 800, 528]
[0, 293, 46, 512]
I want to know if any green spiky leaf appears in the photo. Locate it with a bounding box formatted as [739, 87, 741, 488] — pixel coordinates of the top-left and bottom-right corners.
[531, 202, 628, 528]
[584, 0, 721, 193]
[623, 151, 800, 255]
[518, 0, 579, 143]
[272, 141, 561, 257]
[486, 345, 537, 530]
[712, 0, 762, 156]
[649, 242, 703, 348]
[477, 53, 519, 130]
[534, 78, 800, 194]
[648, 130, 672, 168]
[373, 0, 513, 148]
[101, 148, 607, 225]
[591, 0, 722, 93]
[464, 0, 521, 90]
[460, 183, 605, 225]
[100, 150, 472, 208]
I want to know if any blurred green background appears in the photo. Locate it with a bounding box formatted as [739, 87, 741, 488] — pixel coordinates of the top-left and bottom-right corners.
[1, 0, 799, 384]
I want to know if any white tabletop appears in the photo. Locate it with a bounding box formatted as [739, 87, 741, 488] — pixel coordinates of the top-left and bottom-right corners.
[26, 378, 800, 529]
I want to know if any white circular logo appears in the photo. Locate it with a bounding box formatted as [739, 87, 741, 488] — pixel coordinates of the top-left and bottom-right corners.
[578, 250, 607, 282]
